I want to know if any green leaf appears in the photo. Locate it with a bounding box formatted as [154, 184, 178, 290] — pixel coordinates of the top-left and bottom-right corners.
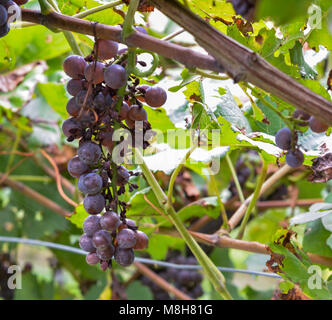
[126, 281, 153, 300]
[67, 204, 89, 229]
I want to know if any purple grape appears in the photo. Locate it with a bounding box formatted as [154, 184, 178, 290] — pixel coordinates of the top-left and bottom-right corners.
[83, 215, 102, 237]
[62, 118, 82, 139]
[100, 211, 121, 232]
[78, 172, 103, 195]
[94, 39, 119, 60]
[78, 141, 101, 165]
[86, 252, 99, 265]
[66, 79, 83, 96]
[96, 245, 115, 261]
[114, 247, 135, 267]
[92, 230, 112, 249]
[127, 105, 147, 121]
[93, 92, 106, 113]
[133, 231, 148, 250]
[275, 128, 292, 150]
[0, 5, 8, 25]
[63, 55, 87, 79]
[119, 101, 129, 120]
[83, 194, 105, 214]
[67, 156, 89, 178]
[309, 117, 329, 133]
[116, 228, 137, 249]
[75, 89, 93, 107]
[104, 64, 127, 89]
[0, 21, 9, 38]
[84, 62, 105, 84]
[66, 97, 81, 117]
[285, 150, 304, 168]
[79, 234, 95, 252]
[145, 86, 167, 108]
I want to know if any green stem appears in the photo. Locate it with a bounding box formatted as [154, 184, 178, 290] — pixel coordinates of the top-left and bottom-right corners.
[167, 145, 197, 206]
[73, 0, 123, 19]
[194, 68, 229, 80]
[208, 168, 229, 229]
[225, 153, 245, 203]
[6, 128, 21, 173]
[134, 148, 233, 300]
[237, 157, 268, 239]
[133, 50, 159, 77]
[121, 0, 139, 42]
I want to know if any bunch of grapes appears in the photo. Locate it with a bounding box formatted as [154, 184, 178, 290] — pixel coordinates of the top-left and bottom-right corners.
[141, 252, 203, 299]
[62, 32, 167, 270]
[275, 110, 329, 168]
[0, 0, 27, 38]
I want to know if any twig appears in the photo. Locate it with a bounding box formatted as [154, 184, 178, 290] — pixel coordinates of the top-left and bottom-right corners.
[39, 149, 78, 208]
[73, 0, 123, 19]
[225, 153, 245, 203]
[134, 261, 193, 300]
[162, 28, 185, 41]
[0, 173, 72, 217]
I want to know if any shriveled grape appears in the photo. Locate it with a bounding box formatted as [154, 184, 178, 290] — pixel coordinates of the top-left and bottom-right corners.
[114, 247, 135, 267]
[62, 118, 82, 139]
[96, 245, 115, 261]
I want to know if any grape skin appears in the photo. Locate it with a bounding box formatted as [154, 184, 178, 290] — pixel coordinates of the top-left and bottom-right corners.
[119, 101, 129, 120]
[78, 141, 102, 165]
[0, 5, 8, 25]
[92, 230, 112, 249]
[79, 234, 96, 253]
[100, 211, 121, 232]
[67, 79, 83, 96]
[62, 118, 82, 139]
[145, 87, 167, 108]
[116, 228, 137, 249]
[63, 55, 87, 79]
[67, 156, 89, 178]
[133, 231, 149, 250]
[275, 128, 292, 150]
[83, 215, 102, 237]
[83, 194, 105, 215]
[94, 39, 118, 60]
[309, 117, 328, 133]
[66, 97, 81, 117]
[114, 247, 135, 267]
[78, 172, 103, 195]
[128, 105, 147, 121]
[96, 245, 115, 261]
[285, 150, 304, 168]
[104, 64, 127, 89]
[86, 252, 99, 265]
[84, 62, 105, 84]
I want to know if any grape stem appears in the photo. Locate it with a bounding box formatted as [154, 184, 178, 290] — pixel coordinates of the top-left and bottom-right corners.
[134, 148, 233, 300]
[73, 0, 123, 19]
[225, 153, 245, 203]
[121, 0, 139, 42]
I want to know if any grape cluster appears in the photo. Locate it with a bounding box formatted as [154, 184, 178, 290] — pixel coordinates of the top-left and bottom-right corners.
[63, 33, 167, 270]
[275, 110, 329, 168]
[141, 252, 203, 300]
[0, 0, 26, 38]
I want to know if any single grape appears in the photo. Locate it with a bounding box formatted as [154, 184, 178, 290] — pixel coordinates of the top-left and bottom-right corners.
[62, 118, 82, 139]
[145, 86, 167, 108]
[93, 92, 106, 113]
[78, 141, 101, 165]
[116, 228, 137, 249]
[285, 150, 304, 168]
[114, 247, 135, 267]
[66, 97, 81, 117]
[96, 245, 115, 261]
[275, 127, 292, 150]
[79, 234, 95, 253]
[83, 215, 102, 237]
[0, 5, 8, 25]
[92, 230, 112, 249]
[127, 105, 147, 121]
[119, 101, 129, 120]
[84, 62, 105, 84]
[67, 156, 89, 178]
[100, 130, 114, 150]
[86, 252, 99, 265]
[63, 55, 87, 79]
[309, 117, 329, 133]
[66, 79, 83, 96]
[100, 211, 121, 232]
[104, 64, 127, 89]
[0, 20, 9, 38]
[83, 194, 105, 215]
[133, 231, 148, 250]
[75, 89, 93, 107]
[117, 165, 130, 186]
[78, 172, 103, 195]
[94, 39, 118, 60]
